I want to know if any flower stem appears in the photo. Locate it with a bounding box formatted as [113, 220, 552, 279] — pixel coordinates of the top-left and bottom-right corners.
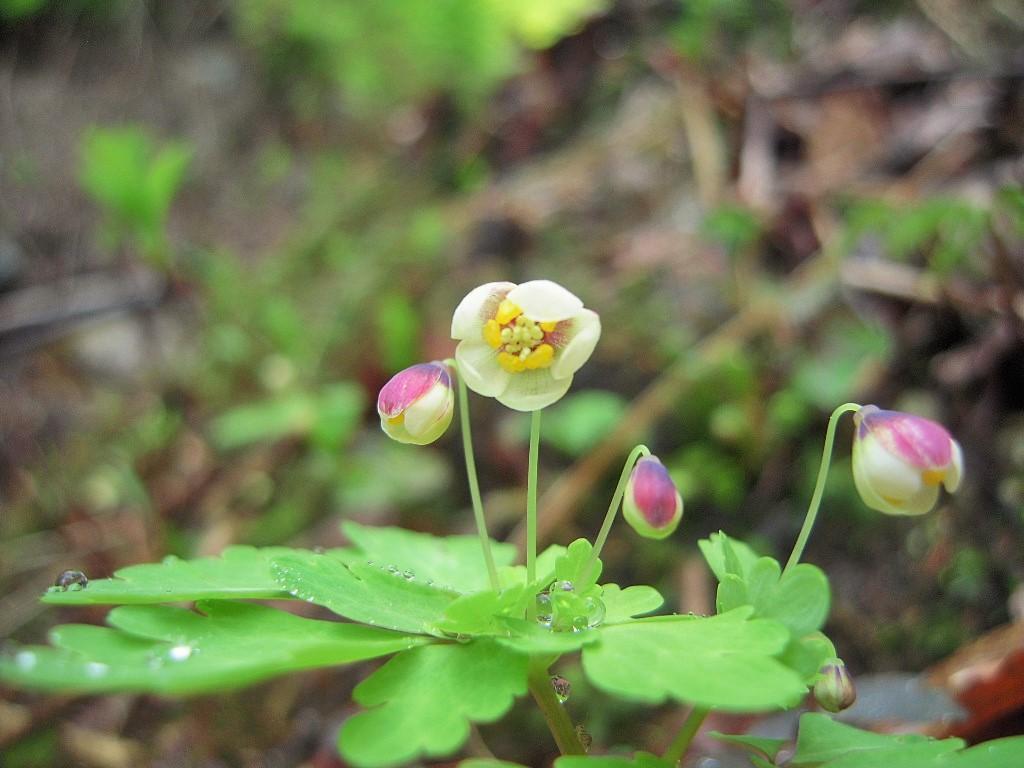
[581, 444, 651, 583]
[452, 361, 500, 591]
[662, 706, 709, 765]
[527, 661, 586, 756]
[783, 402, 861, 576]
[526, 409, 542, 590]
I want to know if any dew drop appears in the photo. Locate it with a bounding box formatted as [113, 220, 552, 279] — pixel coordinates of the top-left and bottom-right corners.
[15, 651, 36, 670]
[550, 675, 571, 704]
[553, 580, 574, 592]
[85, 661, 109, 678]
[571, 614, 589, 632]
[386, 565, 400, 576]
[168, 644, 193, 662]
[535, 592, 553, 627]
[366, 560, 375, 568]
[402, 569, 415, 581]
[583, 596, 606, 628]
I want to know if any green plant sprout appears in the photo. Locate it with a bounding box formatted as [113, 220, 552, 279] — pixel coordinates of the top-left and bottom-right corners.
[79, 124, 193, 268]
[2, 280, 1019, 768]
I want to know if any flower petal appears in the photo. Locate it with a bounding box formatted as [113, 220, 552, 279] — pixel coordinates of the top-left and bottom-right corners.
[496, 368, 573, 412]
[944, 438, 964, 493]
[551, 308, 601, 380]
[451, 282, 516, 340]
[455, 340, 510, 397]
[507, 280, 584, 323]
[853, 435, 937, 516]
[403, 382, 452, 438]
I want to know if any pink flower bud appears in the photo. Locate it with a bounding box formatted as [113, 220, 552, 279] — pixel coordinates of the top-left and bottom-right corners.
[852, 405, 963, 516]
[377, 362, 454, 446]
[623, 456, 683, 540]
[814, 661, 856, 713]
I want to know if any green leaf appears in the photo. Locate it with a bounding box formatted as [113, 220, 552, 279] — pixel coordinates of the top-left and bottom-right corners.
[710, 731, 787, 761]
[41, 546, 324, 606]
[780, 632, 837, 684]
[0, 601, 427, 695]
[210, 384, 363, 451]
[600, 584, 664, 624]
[494, 617, 601, 655]
[699, 532, 761, 582]
[582, 608, 807, 711]
[553, 538, 602, 594]
[339, 640, 528, 768]
[272, 552, 457, 635]
[342, 522, 517, 594]
[791, 712, 1024, 767]
[699, 532, 830, 638]
[792, 713, 956, 767]
[434, 585, 532, 636]
[537, 390, 628, 456]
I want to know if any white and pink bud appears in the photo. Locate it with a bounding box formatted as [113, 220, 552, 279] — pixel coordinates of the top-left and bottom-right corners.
[377, 362, 454, 446]
[852, 405, 963, 516]
[623, 456, 683, 540]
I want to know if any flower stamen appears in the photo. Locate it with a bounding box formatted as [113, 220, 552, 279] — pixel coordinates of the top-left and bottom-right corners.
[486, 303, 559, 374]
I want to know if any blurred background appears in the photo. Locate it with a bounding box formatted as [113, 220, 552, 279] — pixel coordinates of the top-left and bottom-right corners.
[1, 0, 1023, 765]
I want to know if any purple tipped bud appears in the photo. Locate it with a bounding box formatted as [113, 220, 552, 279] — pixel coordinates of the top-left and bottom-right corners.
[814, 661, 856, 713]
[852, 405, 964, 516]
[622, 455, 683, 540]
[377, 362, 454, 446]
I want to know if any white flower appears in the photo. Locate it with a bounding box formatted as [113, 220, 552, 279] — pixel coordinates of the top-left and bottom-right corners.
[852, 405, 964, 516]
[451, 280, 601, 411]
[377, 362, 454, 445]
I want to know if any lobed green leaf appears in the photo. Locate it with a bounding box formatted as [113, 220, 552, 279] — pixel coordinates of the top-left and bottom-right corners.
[272, 553, 457, 635]
[0, 601, 428, 695]
[582, 608, 807, 712]
[339, 640, 528, 768]
[41, 546, 326, 606]
[790, 713, 1024, 767]
[342, 521, 518, 594]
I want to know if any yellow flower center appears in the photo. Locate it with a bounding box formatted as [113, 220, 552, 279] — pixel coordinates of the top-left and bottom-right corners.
[483, 299, 558, 373]
[921, 469, 945, 486]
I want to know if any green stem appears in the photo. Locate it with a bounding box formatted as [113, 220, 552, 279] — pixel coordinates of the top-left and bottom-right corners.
[783, 402, 861, 576]
[662, 706, 709, 765]
[526, 409, 542, 590]
[528, 661, 586, 756]
[581, 444, 651, 583]
[452, 360, 500, 591]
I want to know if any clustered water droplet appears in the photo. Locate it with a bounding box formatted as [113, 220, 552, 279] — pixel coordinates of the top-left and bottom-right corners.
[534, 582, 605, 633]
[168, 644, 193, 662]
[550, 675, 571, 703]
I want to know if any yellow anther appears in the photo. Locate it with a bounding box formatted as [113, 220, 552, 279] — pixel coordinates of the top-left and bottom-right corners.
[540, 321, 557, 332]
[387, 413, 405, 425]
[483, 319, 503, 349]
[498, 352, 526, 373]
[495, 300, 522, 325]
[921, 469, 945, 486]
[524, 343, 554, 370]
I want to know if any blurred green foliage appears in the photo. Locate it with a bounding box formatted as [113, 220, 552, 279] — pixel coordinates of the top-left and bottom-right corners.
[79, 125, 193, 267]
[671, 0, 792, 63]
[233, 0, 607, 116]
[842, 197, 990, 275]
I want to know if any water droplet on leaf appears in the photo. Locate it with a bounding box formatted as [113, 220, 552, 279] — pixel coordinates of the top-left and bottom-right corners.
[15, 651, 36, 670]
[550, 675, 571, 703]
[402, 569, 415, 581]
[535, 592, 553, 627]
[583, 596, 606, 628]
[85, 662, 108, 678]
[168, 644, 193, 662]
[553, 580, 574, 592]
[575, 724, 592, 752]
